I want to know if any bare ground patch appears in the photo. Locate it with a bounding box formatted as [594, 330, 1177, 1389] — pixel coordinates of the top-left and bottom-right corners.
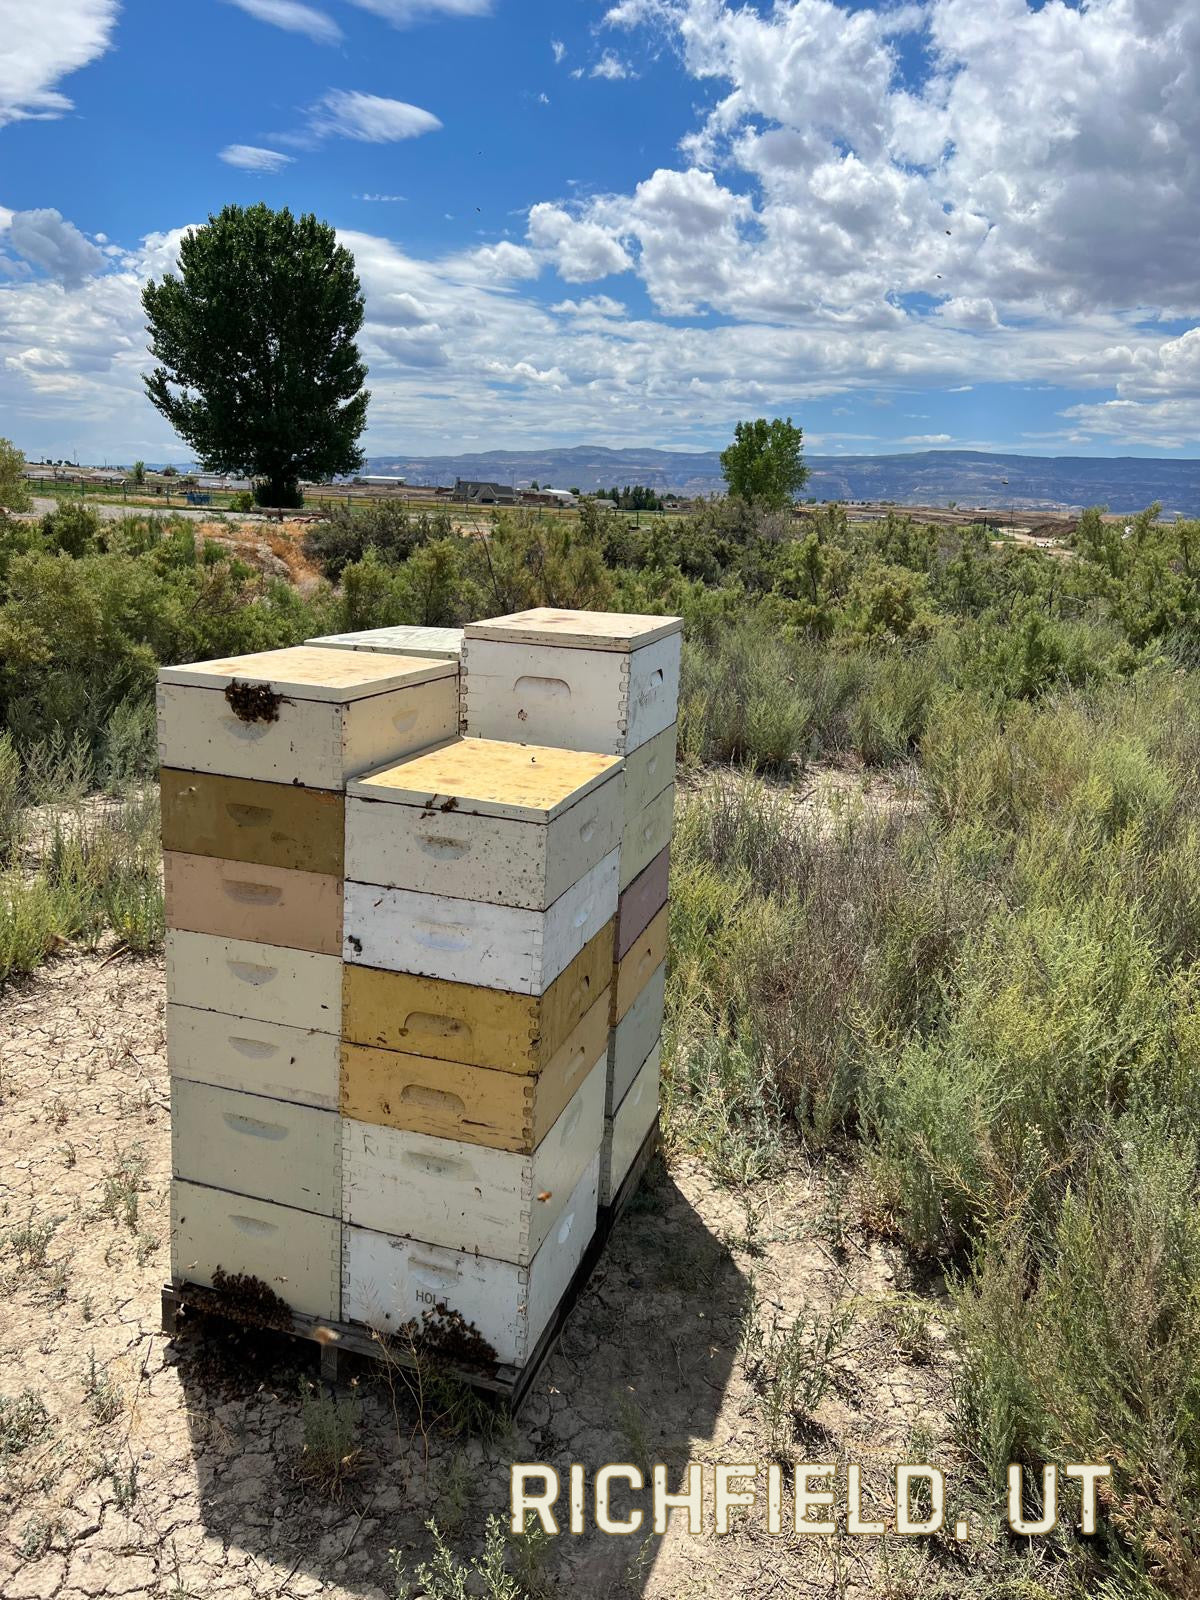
[0, 940, 968, 1600]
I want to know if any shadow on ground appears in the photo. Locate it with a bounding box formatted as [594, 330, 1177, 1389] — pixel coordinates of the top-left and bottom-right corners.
[170, 1158, 749, 1598]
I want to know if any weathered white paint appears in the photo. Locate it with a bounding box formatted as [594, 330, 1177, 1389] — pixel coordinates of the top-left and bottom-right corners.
[600, 1041, 661, 1207]
[346, 781, 622, 910]
[167, 1004, 339, 1109]
[465, 609, 682, 651]
[344, 850, 618, 993]
[462, 632, 680, 756]
[305, 627, 463, 660]
[342, 1053, 604, 1262]
[165, 931, 342, 1034]
[157, 672, 458, 788]
[622, 723, 676, 826]
[607, 962, 666, 1112]
[171, 1081, 341, 1217]
[342, 1154, 599, 1367]
[171, 1180, 340, 1320]
[619, 782, 675, 891]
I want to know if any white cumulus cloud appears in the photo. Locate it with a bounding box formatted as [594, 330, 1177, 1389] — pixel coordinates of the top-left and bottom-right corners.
[6, 208, 106, 286]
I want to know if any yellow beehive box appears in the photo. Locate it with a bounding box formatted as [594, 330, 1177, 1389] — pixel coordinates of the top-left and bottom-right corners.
[342, 920, 613, 1073]
[340, 990, 609, 1151]
[347, 737, 624, 910]
[610, 905, 668, 1025]
[160, 769, 344, 875]
[157, 646, 458, 788]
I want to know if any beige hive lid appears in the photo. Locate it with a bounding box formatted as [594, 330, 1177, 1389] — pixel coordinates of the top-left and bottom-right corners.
[304, 626, 463, 660]
[350, 736, 624, 822]
[158, 645, 455, 702]
[463, 607, 682, 651]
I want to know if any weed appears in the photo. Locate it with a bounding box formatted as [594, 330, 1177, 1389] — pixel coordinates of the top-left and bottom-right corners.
[391, 1514, 533, 1600]
[293, 1381, 362, 1498]
[84, 1351, 122, 1425]
[744, 1301, 857, 1458]
[99, 1145, 146, 1231]
[0, 1390, 50, 1457]
[7, 1213, 60, 1271]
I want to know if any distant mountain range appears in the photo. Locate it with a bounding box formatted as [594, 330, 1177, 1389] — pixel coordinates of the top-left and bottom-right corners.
[365, 447, 1200, 515]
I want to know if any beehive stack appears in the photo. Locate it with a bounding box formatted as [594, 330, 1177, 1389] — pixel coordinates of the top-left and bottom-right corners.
[158, 646, 459, 1321]
[339, 735, 624, 1366]
[460, 609, 683, 1211]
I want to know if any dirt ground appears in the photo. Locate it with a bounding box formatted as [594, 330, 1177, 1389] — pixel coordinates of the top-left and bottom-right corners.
[1, 947, 963, 1600]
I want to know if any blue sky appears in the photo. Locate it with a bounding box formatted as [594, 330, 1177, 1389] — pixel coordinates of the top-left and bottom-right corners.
[2, 0, 1198, 463]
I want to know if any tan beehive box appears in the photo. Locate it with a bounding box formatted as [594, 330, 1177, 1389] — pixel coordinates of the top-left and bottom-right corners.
[157, 646, 458, 788]
[462, 608, 682, 756]
[346, 737, 623, 910]
[340, 989, 608, 1152]
[164, 853, 343, 956]
[342, 921, 613, 1071]
[305, 625, 463, 660]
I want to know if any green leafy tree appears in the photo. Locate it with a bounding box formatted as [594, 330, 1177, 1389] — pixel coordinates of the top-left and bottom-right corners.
[720, 417, 809, 509]
[0, 438, 32, 515]
[131, 461, 146, 487]
[142, 203, 369, 509]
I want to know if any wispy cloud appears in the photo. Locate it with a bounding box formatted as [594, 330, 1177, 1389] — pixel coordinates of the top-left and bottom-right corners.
[219, 144, 295, 172]
[356, 192, 407, 202]
[223, 0, 342, 44]
[305, 89, 442, 143]
[551, 39, 566, 64]
[0, 0, 120, 127]
[346, 0, 492, 23]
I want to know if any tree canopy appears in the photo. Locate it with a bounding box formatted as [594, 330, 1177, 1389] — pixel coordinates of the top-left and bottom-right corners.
[0, 438, 32, 515]
[142, 204, 369, 508]
[720, 417, 809, 509]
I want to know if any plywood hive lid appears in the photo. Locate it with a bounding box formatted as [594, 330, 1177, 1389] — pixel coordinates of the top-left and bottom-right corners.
[463, 608, 683, 651]
[304, 626, 463, 660]
[159, 645, 456, 702]
[350, 736, 623, 821]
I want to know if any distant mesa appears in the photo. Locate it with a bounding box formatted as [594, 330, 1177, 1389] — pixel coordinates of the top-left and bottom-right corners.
[363, 447, 1200, 516]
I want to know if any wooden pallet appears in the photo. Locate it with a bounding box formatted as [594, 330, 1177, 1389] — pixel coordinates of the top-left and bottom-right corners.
[161, 1118, 660, 1416]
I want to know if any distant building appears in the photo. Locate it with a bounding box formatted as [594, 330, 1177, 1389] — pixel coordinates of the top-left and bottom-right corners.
[453, 479, 519, 506]
[355, 474, 407, 486]
[521, 488, 577, 507]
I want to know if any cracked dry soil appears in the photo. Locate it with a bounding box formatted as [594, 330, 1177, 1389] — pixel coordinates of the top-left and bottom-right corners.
[1, 950, 951, 1600]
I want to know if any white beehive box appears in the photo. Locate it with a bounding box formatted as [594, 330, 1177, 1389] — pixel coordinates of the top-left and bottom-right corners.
[171, 1181, 340, 1321]
[608, 961, 666, 1112]
[347, 738, 623, 910]
[619, 783, 675, 890]
[622, 723, 676, 827]
[167, 1004, 339, 1109]
[305, 626, 463, 660]
[164, 852, 343, 957]
[165, 931, 342, 1034]
[344, 849, 618, 993]
[600, 1040, 661, 1207]
[171, 1081, 341, 1217]
[342, 1053, 604, 1262]
[343, 1154, 598, 1367]
[157, 646, 458, 788]
[462, 609, 682, 756]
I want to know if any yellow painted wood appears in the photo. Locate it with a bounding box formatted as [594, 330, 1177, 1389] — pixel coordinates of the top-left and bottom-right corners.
[160, 770, 344, 874]
[342, 919, 614, 1073]
[160, 645, 453, 699]
[610, 904, 669, 1025]
[357, 737, 621, 821]
[340, 990, 609, 1151]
